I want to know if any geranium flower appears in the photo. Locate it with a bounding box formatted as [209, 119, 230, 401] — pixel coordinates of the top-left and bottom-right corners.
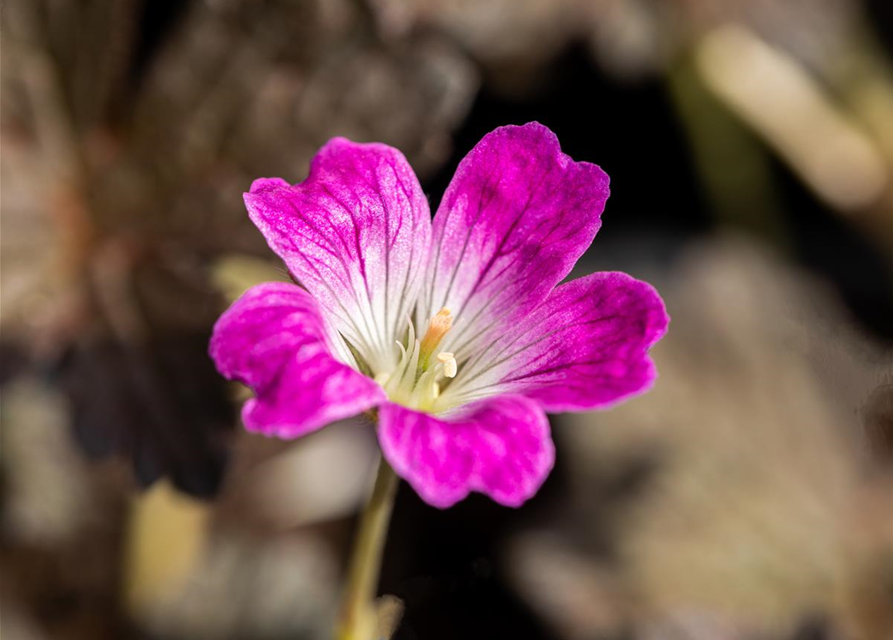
[210, 123, 668, 508]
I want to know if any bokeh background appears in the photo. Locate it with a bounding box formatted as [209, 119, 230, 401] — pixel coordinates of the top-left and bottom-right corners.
[2, 1, 893, 639]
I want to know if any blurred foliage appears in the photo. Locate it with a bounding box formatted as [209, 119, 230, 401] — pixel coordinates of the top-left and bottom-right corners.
[511, 238, 893, 640]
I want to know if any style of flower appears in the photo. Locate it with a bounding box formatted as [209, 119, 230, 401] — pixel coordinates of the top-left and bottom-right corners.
[210, 123, 668, 508]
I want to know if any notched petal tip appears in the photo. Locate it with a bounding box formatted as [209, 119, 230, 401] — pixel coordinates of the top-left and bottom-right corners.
[377, 395, 554, 509]
[458, 271, 669, 414]
[241, 135, 432, 374]
[210, 282, 385, 440]
[488, 121, 611, 190]
[423, 121, 612, 360]
[248, 176, 291, 194]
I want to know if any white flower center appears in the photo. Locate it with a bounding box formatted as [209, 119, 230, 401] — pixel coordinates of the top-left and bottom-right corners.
[376, 308, 459, 412]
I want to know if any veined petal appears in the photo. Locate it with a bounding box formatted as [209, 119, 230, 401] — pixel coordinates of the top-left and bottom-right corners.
[420, 122, 609, 361]
[210, 283, 385, 438]
[378, 395, 554, 508]
[447, 272, 668, 411]
[244, 139, 432, 374]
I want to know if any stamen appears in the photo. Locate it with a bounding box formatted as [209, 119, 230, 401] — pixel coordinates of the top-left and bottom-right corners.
[419, 308, 453, 360]
[437, 352, 458, 378]
[380, 313, 458, 413]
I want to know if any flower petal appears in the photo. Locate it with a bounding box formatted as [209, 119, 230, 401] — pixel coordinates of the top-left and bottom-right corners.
[420, 122, 609, 360]
[448, 272, 668, 411]
[244, 139, 432, 374]
[378, 395, 554, 508]
[210, 282, 385, 438]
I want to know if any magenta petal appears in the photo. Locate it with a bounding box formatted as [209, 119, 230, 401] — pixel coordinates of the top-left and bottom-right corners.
[457, 272, 668, 411]
[244, 139, 431, 372]
[210, 283, 385, 438]
[421, 122, 609, 359]
[378, 395, 555, 508]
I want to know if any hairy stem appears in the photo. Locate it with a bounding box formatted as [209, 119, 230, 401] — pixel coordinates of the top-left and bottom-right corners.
[337, 456, 399, 640]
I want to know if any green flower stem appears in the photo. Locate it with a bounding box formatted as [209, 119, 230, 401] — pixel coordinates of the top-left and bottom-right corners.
[337, 455, 399, 640]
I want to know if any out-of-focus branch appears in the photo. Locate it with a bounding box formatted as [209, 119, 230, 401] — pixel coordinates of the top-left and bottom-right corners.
[832, 30, 893, 187]
[696, 25, 888, 216]
[666, 55, 786, 245]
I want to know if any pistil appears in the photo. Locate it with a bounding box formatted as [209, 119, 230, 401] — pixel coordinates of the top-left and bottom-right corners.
[419, 308, 453, 370]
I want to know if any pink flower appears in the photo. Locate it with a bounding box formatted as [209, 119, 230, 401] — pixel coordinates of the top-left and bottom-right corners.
[210, 123, 668, 508]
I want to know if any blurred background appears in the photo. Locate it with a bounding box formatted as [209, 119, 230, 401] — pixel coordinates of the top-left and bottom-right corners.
[2, 1, 893, 639]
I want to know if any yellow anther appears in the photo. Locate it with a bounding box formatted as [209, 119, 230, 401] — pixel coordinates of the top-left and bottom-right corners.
[419, 308, 453, 363]
[437, 352, 457, 378]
